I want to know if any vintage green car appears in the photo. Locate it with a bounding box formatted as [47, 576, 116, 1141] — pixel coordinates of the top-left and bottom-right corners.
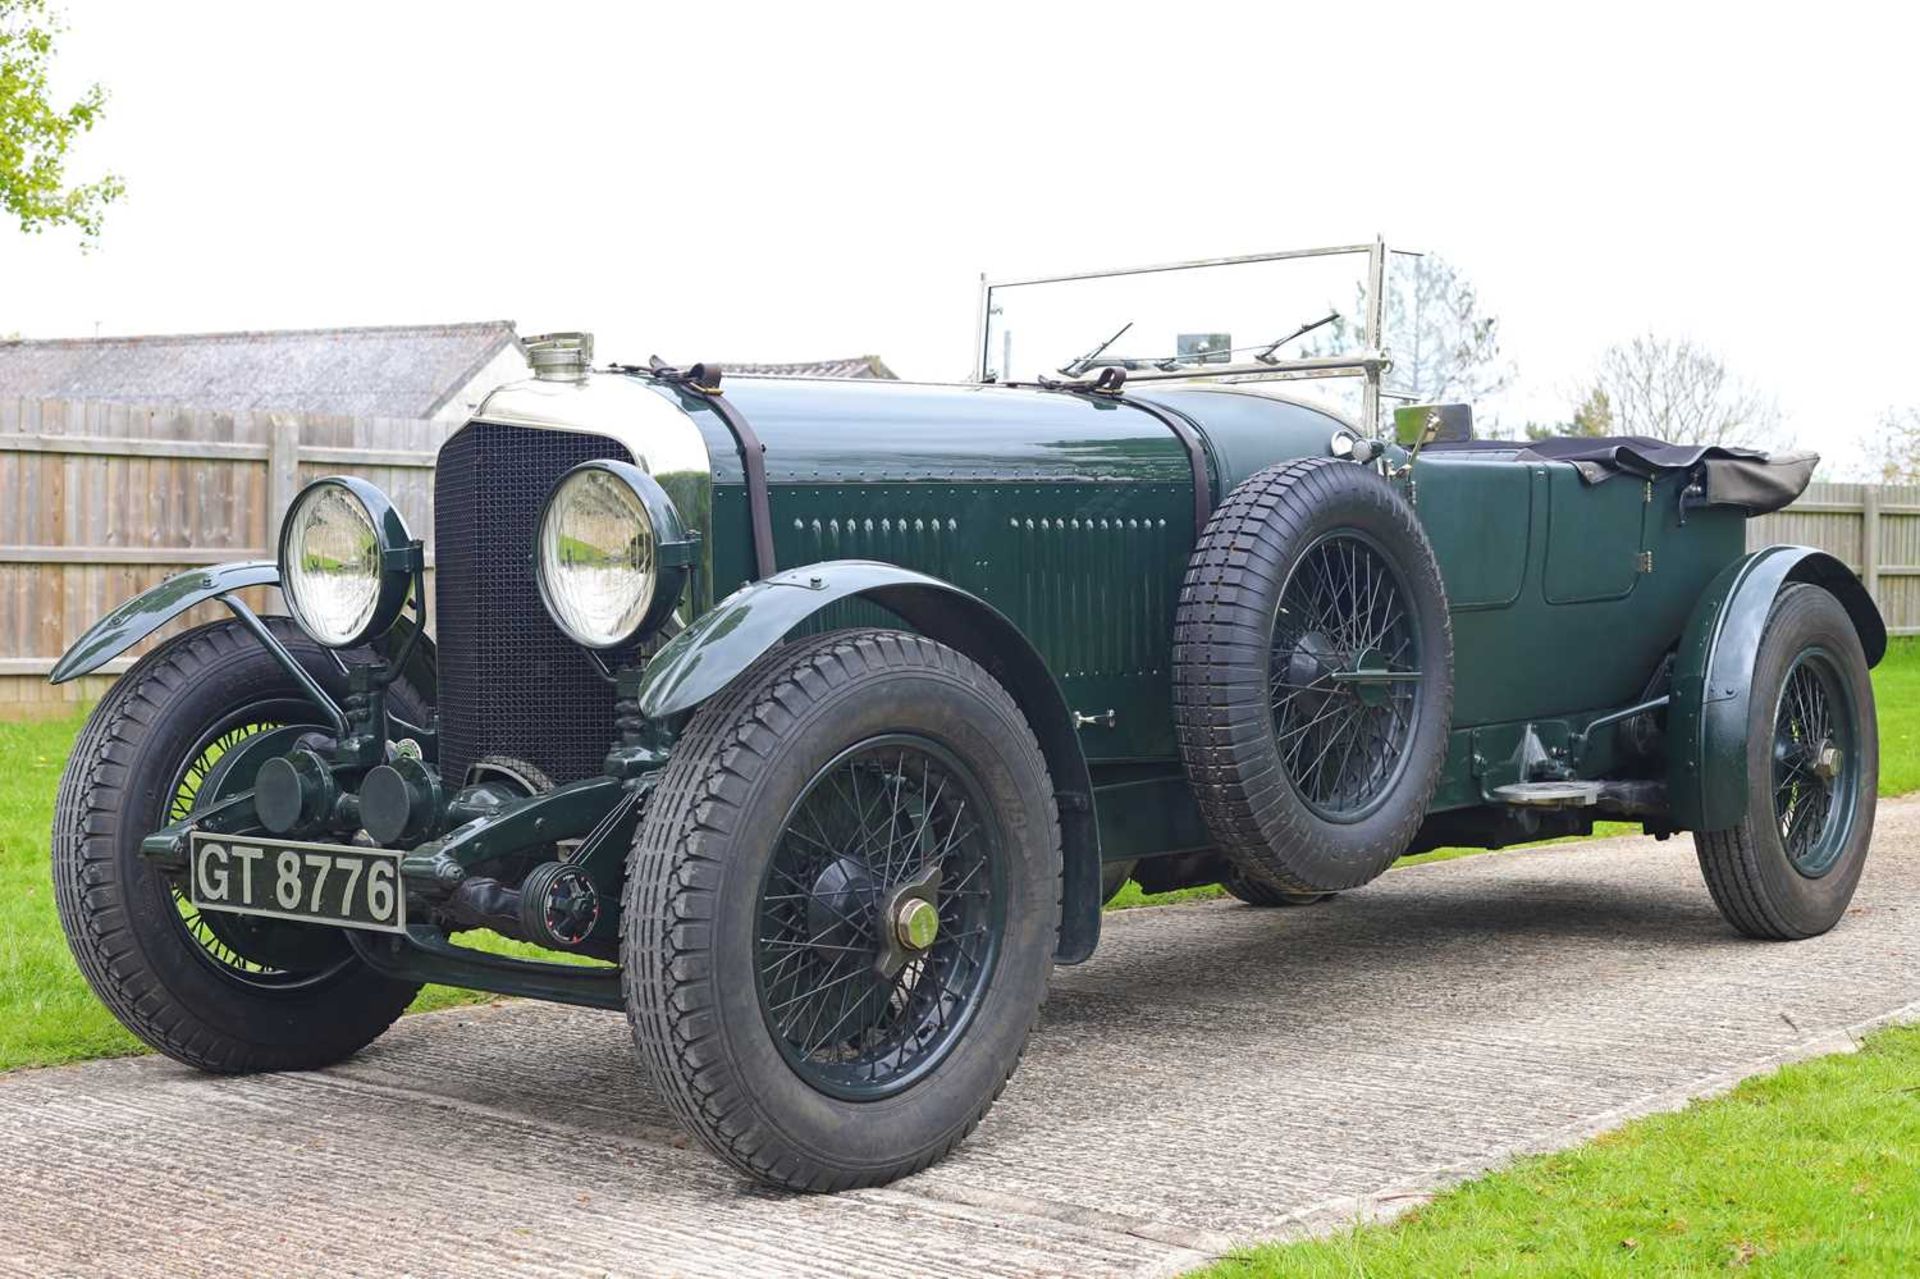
[49, 243, 1882, 1192]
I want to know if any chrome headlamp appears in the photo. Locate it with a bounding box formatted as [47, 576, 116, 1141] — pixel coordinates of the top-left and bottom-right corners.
[278, 477, 415, 648]
[535, 460, 695, 651]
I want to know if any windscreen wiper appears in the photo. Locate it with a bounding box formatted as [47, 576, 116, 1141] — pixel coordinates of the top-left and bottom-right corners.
[1059, 321, 1134, 377]
[1254, 311, 1341, 363]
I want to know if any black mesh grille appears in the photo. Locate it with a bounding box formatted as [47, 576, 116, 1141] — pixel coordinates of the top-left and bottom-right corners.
[434, 422, 632, 786]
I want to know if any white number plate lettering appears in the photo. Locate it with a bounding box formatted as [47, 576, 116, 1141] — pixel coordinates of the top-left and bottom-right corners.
[189, 835, 406, 934]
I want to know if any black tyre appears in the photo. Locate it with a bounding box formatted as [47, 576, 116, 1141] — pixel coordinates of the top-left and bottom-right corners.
[625, 629, 1060, 1192]
[52, 618, 427, 1072]
[1220, 870, 1330, 908]
[1174, 457, 1453, 894]
[1695, 584, 1877, 940]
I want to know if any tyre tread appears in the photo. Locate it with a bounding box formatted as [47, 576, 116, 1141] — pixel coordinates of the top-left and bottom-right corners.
[625, 628, 1060, 1192]
[1172, 457, 1453, 893]
[52, 619, 417, 1072]
[1692, 584, 1876, 941]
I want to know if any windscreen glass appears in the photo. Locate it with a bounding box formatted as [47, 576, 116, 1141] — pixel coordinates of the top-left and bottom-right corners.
[981, 248, 1422, 426]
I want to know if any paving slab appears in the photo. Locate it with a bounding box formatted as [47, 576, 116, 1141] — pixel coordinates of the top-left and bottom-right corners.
[3, 802, 1916, 1278]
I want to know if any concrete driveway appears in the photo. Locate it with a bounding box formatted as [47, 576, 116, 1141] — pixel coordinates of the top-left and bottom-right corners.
[5, 805, 1917, 1278]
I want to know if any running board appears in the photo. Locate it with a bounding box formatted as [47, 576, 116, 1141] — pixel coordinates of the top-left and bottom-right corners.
[1492, 779, 1666, 816]
[1492, 781, 1602, 808]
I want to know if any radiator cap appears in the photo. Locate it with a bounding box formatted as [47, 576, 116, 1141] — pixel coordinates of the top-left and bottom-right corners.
[525, 332, 594, 383]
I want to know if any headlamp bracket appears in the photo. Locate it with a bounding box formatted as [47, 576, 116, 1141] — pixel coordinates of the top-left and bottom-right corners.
[382, 540, 427, 574]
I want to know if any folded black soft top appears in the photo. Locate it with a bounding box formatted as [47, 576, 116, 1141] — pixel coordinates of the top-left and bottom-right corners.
[1428, 435, 1818, 517]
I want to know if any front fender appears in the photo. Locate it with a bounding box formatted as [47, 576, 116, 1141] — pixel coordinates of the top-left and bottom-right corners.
[641, 561, 963, 717]
[638, 560, 1104, 964]
[49, 560, 438, 699]
[1669, 546, 1885, 831]
[50, 561, 280, 684]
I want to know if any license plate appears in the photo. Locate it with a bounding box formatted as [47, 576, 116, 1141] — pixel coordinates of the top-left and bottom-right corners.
[189, 834, 407, 934]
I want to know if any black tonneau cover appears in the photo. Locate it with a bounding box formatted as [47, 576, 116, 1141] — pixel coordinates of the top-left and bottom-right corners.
[1429, 435, 1817, 516]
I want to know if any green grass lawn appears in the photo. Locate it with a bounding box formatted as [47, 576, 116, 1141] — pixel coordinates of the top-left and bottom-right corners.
[0, 718, 139, 1068]
[1106, 824, 1642, 911]
[0, 715, 572, 1068]
[1873, 636, 1920, 795]
[1203, 1024, 1920, 1277]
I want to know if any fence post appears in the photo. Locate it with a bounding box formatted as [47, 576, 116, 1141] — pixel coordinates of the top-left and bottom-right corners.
[1862, 486, 1882, 606]
[266, 413, 301, 553]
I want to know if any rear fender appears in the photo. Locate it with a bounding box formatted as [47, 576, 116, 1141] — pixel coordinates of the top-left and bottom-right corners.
[1668, 546, 1884, 831]
[637, 560, 1102, 964]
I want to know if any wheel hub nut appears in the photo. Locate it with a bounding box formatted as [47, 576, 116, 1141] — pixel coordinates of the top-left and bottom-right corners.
[894, 897, 939, 951]
[1814, 743, 1842, 782]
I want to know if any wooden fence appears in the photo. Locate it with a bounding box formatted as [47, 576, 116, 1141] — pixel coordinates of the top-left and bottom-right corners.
[1, 399, 1915, 715]
[1747, 481, 1920, 636]
[1, 397, 452, 715]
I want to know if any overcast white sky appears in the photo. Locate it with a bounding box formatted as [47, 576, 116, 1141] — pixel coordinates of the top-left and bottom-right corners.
[4, 1, 1915, 472]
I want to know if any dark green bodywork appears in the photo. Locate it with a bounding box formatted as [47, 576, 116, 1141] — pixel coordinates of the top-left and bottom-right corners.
[652, 376, 1873, 852]
[59, 369, 1883, 990]
[1667, 545, 1886, 831]
[1414, 452, 1744, 808]
[49, 560, 280, 684]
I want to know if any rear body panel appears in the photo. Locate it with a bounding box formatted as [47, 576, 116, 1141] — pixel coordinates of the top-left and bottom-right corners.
[1415, 449, 1747, 810]
[1418, 450, 1747, 727]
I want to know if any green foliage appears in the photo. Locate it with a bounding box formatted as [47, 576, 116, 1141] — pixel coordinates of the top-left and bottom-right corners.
[0, 0, 121, 239]
[1203, 1023, 1920, 1276]
[1526, 385, 1615, 442]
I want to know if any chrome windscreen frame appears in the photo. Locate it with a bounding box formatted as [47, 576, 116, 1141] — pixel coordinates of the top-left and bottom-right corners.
[974, 238, 1406, 436]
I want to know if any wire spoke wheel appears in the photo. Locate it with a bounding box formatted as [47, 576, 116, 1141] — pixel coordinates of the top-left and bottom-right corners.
[1693, 585, 1877, 941]
[628, 630, 1057, 1190]
[1772, 649, 1856, 878]
[754, 734, 1004, 1101]
[1177, 458, 1452, 894]
[162, 697, 351, 991]
[1269, 530, 1423, 822]
[54, 618, 425, 1073]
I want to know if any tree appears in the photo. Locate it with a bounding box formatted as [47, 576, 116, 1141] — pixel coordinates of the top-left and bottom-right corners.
[1876, 407, 1920, 484]
[1309, 254, 1515, 406]
[1573, 333, 1780, 448]
[1381, 253, 1515, 406]
[1524, 386, 1614, 441]
[1, 0, 120, 239]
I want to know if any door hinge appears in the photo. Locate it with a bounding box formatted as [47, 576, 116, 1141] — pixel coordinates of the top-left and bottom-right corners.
[1636, 550, 1654, 573]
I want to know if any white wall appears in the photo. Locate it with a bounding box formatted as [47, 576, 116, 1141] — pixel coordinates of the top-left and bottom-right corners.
[437, 343, 530, 421]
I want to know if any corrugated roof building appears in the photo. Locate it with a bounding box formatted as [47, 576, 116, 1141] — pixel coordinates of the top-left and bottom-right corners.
[0, 322, 901, 423]
[0, 321, 526, 421]
[725, 355, 897, 380]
